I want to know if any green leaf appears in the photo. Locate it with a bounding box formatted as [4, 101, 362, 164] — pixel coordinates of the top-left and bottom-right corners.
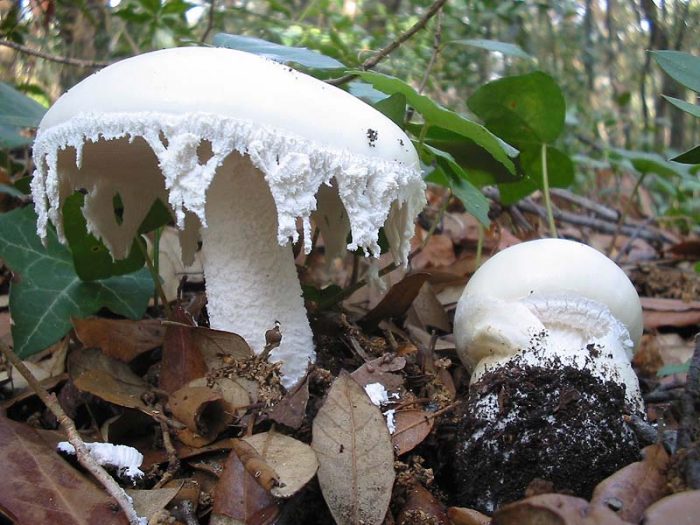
[663, 95, 700, 118]
[451, 38, 532, 60]
[422, 144, 490, 226]
[499, 177, 538, 205]
[63, 193, 146, 281]
[0, 183, 25, 198]
[348, 81, 389, 103]
[0, 123, 31, 149]
[412, 125, 521, 185]
[0, 206, 153, 357]
[212, 33, 344, 70]
[672, 145, 700, 164]
[0, 82, 46, 128]
[652, 50, 700, 93]
[373, 93, 406, 127]
[354, 71, 517, 175]
[468, 71, 566, 145]
[520, 144, 575, 188]
[611, 149, 686, 178]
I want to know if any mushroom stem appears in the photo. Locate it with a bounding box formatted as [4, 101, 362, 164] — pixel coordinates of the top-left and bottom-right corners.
[200, 155, 315, 387]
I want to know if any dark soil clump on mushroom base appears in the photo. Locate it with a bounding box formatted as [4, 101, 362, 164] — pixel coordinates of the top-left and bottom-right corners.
[450, 357, 641, 513]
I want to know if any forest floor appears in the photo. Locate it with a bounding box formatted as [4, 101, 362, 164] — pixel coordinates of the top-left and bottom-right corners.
[0, 174, 699, 525]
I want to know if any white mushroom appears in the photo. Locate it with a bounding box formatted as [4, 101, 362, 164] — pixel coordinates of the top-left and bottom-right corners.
[31, 47, 425, 387]
[453, 238, 644, 411]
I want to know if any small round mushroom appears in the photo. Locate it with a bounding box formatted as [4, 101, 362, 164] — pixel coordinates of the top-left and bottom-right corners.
[31, 47, 425, 387]
[451, 238, 644, 511]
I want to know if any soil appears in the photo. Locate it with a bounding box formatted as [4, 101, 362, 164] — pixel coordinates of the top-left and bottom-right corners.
[450, 356, 642, 513]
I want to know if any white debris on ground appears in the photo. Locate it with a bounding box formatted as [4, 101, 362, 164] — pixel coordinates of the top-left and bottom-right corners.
[364, 382, 398, 434]
[57, 441, 145, 480]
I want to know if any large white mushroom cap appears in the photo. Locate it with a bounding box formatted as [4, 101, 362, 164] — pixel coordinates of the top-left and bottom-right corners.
[453, 238, 644, 410]
[31, 47, 425, 386]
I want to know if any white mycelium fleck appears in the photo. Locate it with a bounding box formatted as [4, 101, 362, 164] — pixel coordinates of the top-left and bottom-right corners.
[32, 47, 424, 387]
[454, 239, 644, 411]
[58, 441, 144, 480]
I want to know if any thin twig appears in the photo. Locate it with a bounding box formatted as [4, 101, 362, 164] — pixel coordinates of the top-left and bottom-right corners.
[327, 0, 448, 86]
[0, 40, 109, 68]
[152, 402, 180, 489]
[392, 400, 461, 437]
[0, 341, 142, 525]
[549, 188, 619, 222]
[200, 0, 217, 43]
[417, 9, 443, 94]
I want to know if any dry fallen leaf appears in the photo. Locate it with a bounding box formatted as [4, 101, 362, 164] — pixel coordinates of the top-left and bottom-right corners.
[642, 489, 700, 525]
[72, 317, 165, 362]
[192, 326, 254, 368]
[189, 376, 253, 417]
[230, 438, 281, 492]
[492, 493, 630, 525]
[590, 443, 670, 522]
[160, 306, 208, 393]
[312, 370, 395, 525]
[69, 347, 151, 411]
[447, 507, 491, 525]
[242, 431, 318, 498]
[0, 415, 129, 524]
[126, 487, 180, 523]
[396, 482, 449, 524]
[361, 272, 430, 327]
[406, 282, 451, 332]
[351, 354, 406, 391]
[268, 376, 309, 430]
[211, 445, 279, 525]
[0, 336, 68, 392]
[641, 297, 700, 329]
[391, 409, 435, 456]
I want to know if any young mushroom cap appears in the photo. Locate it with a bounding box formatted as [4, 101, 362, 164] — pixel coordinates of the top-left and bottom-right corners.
[31, 47, 425, 387]
[453, 238, 644, 410]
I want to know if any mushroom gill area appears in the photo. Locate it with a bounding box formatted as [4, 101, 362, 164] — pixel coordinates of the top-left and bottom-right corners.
[31, 113, 426, 268]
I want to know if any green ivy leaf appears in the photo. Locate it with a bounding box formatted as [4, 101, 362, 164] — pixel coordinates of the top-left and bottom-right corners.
[0, 82, 46, 129]
[0, 206, 153, 358]
[213, 33, 344, 70]
[468, 71, 566, 145]
[354, 71, 518, 176]
[652, 50, 700, 93]
[450, 38, 532, 60]
[62, 193, 147, 281]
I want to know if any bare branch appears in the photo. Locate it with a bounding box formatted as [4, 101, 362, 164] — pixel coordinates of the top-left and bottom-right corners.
[0, 40, 109, 68]
[0, 341, 142, 525]
[327, 0, 448, 86]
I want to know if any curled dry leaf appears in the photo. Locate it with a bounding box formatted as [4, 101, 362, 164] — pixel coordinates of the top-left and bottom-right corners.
[230, 438, 281, 492]
[312, 370, 395, 525]
[169, 386, 233, 446]
[242, 431, 319, 498]
[590, 443, 670, 522]
[211, 445, 279, 525]
[268, 376, 309, 430]
[396, 483, 449, 525]
[642, 489, 700, 525]
[160, 306, 208, 394]
[188, 376, 253, 417]
[361, 272, 430, 327]
[0, 336, 68, 392]
[391, 409, 435, 456]
[641, 297, 700, 330]
[447, 507, 491, 525]
[491, 494, 630, 525]
[72, 317, 165, 362]
[0, 415, 129, 524]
